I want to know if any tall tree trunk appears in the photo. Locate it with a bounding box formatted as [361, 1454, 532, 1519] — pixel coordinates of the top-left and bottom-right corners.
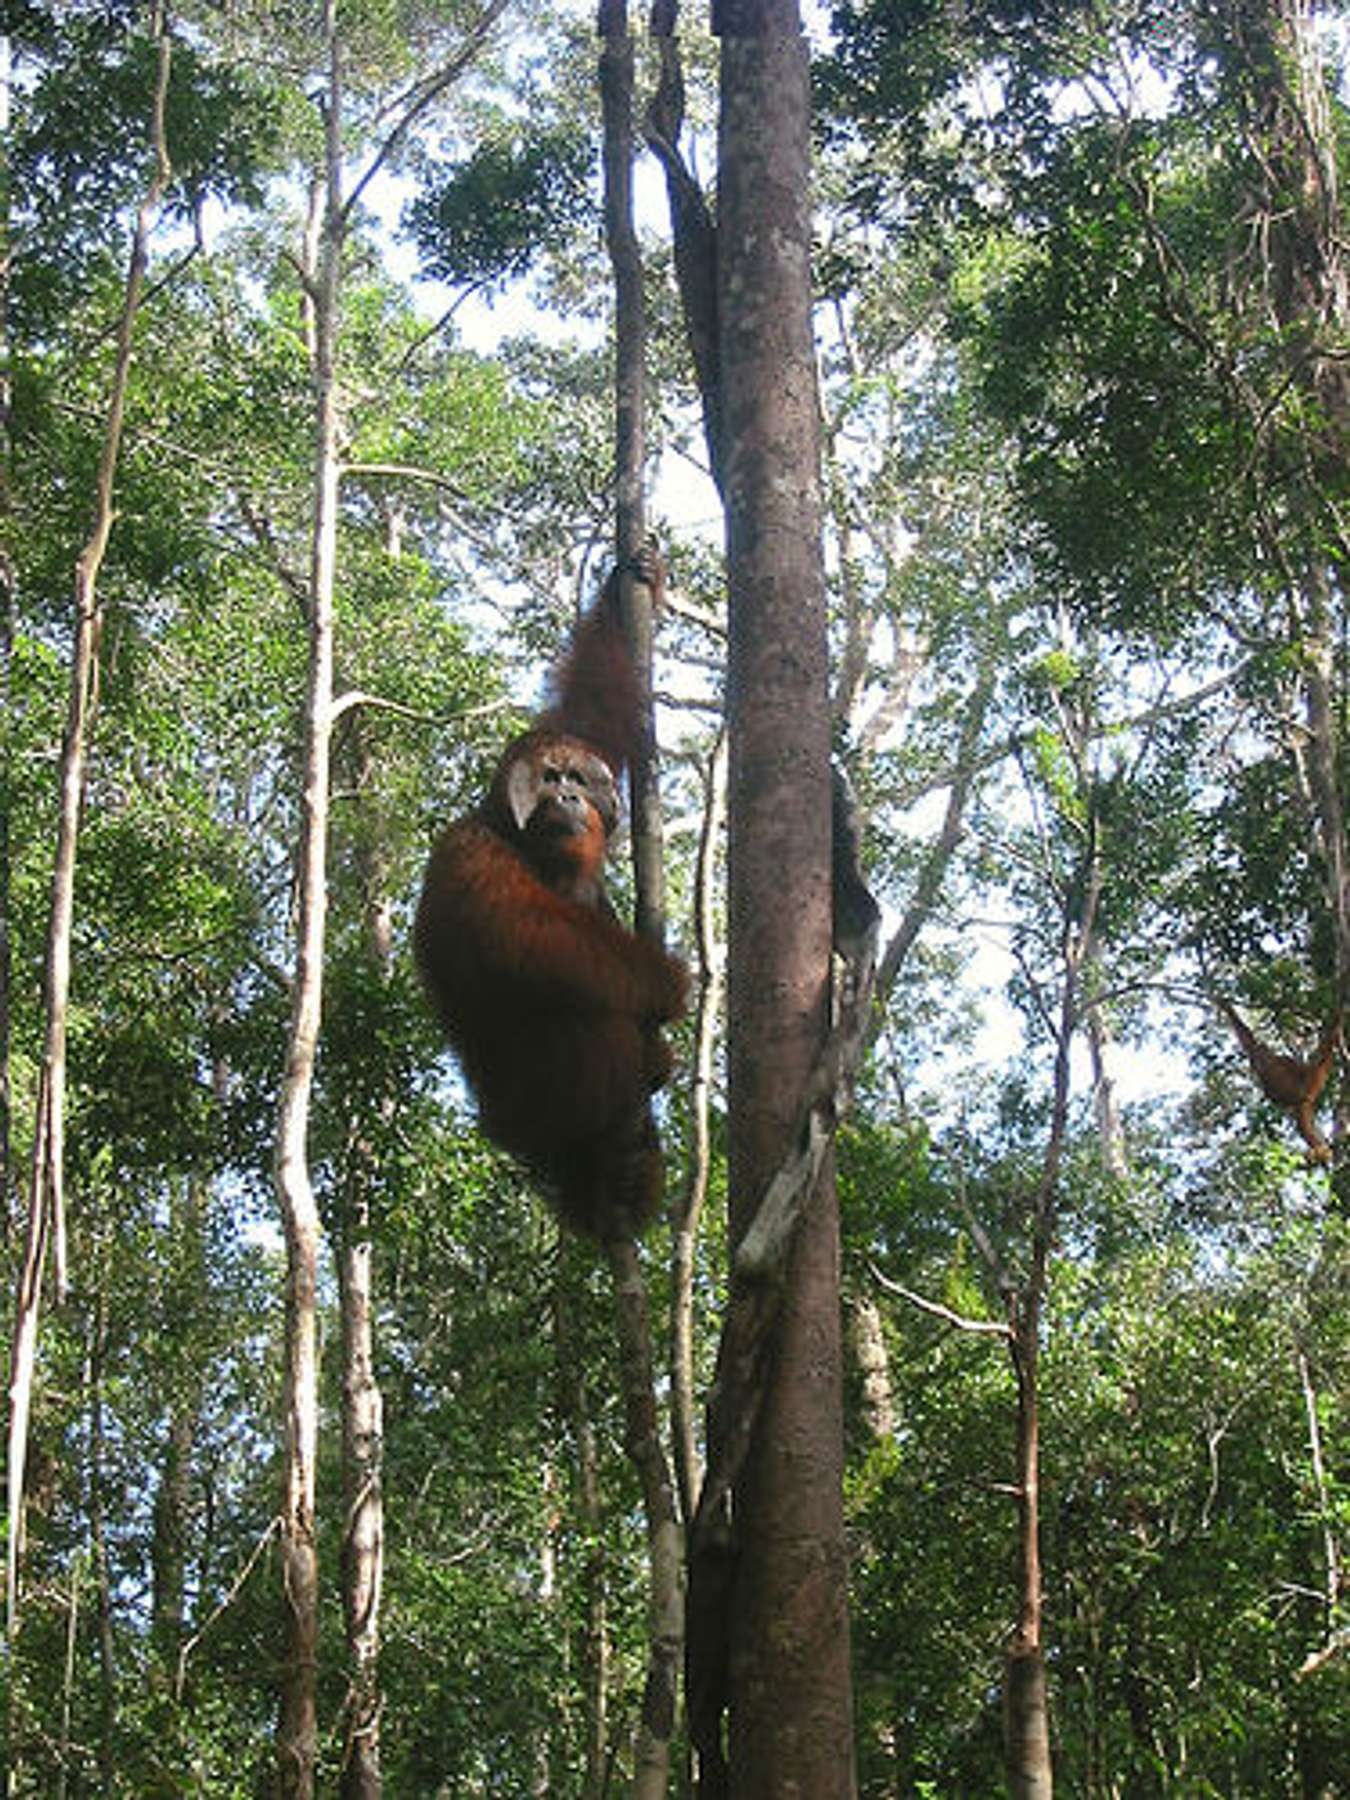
[337, 725, 388, 1800]
[1227, 0, 1348, 446]
[55, 1556, 79, 1800]
[554, 1259, 608, 1799]
[1228, 0, 1350, 1018]
[4, 11, 172, 1754]
[605, 1241, 682, 1795]
[87, 1284, 117, 1788]
[1295, 1345, 1343, 1673]
[1085, 999, 1129, 1179]
[274, 16, 343, 1793]
[716, 5, 856, 1793]
[1000, 794, 1099, 1800]
[598, 13, 683, 1791]
[1005, 1310, 1052, 1800]
[152, 1392, 196, 1661]
[338, 1215, 383, 1800]
[599, 0, 664, 937]
[672, 730, 727, 1522]
[532, 1461, 561, 1799]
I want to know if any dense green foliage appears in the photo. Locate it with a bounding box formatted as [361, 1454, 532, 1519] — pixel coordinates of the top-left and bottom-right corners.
[2, 0, 1347, 1792]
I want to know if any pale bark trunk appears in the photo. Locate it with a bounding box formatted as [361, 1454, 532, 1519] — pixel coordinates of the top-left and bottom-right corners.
[717, 8, 856, 1793]
[672, 731, 727, 1521]
[4, 13, 172, 1743]
[532, 1463, 560, 1798]
[1086, 1001, 1129, 1179]
[1295, 1345, 1344, 1678]
[338, 1224, 383, 1800]
[337, 731, 387, 1800]
[55, 1556, 79, 1800]
[849, 1293, 895, 1441]
[274, 17, 342, 1794]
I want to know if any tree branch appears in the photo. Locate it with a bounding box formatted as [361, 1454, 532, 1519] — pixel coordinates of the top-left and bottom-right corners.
[867, 1261, 1012, 1338]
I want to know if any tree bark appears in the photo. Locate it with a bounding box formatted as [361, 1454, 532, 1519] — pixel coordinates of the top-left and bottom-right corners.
[274, 17, 343, 1793]
[849, 1292, 895, 1442]
[598, 16, 684, 1791]
[338, 1220, 383, 1800]
[605, 1240, 683, 1798]
[1226, 0, 1350, 1032]
[87, 1286, 117, 1788]
[1085, 998, 1129, 1179]
[1000, 774, 1099, 1800]
[1005, 1312, 1052, 1800]
[672, 731, 727, 1521]
[337, 726, 388, 1800]
[715, 7, 856, 1794]
[554, 1258, 608, 1798]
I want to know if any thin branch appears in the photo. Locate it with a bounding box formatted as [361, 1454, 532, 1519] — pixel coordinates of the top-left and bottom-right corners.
[175, 1516, 281, 1700]
[342, 0, 512, 222]
[341, 461, 475, 500]
[868, 1261, 1012, 1338]
[331, 689, 509, 727]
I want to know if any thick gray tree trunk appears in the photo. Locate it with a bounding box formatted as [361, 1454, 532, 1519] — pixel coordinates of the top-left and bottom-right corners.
[716, 7, 856, 1794]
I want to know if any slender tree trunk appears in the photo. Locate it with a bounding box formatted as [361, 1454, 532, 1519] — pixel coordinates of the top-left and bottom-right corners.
[274, 17, 343, 1793]
[599, 0, 664, 937]
[1001, 800, 1098, 1800]
[598, 14, 684, 1791]
[1229, 0, 1348, 443]
[1295, 1346, 1343, 1668]
[338, 1218, 383, 1800]
[605, 1241, 683, 1796]
[533, 1461, 561, 1798]
[1231, 0, 1350, 1002]
[152, 1394, 196, 1657]
[1085, 1000, 1129, 1179]
[578, 1431, 607, 1797]
[4, 15, 172, 1759]
[87, 1285, 117, 1788]
[716, 5, 856, 1793]
[672, 730, 727, 1522]
[554, 1260, 608, 1799]
[337, 728, 388, 1800]
[1005, 1309, 1052, 1800]
[55, 1555, 79, 1800]
[1293, 1342, 1344, 1788]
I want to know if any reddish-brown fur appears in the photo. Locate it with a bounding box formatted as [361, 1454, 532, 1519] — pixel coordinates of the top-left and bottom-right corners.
[414, 553, 686, 1239]
[1221, 1000, 1342, 1164]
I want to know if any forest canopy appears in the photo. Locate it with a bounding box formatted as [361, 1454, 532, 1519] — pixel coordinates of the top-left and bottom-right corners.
[1, 0, 1347, 1794]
